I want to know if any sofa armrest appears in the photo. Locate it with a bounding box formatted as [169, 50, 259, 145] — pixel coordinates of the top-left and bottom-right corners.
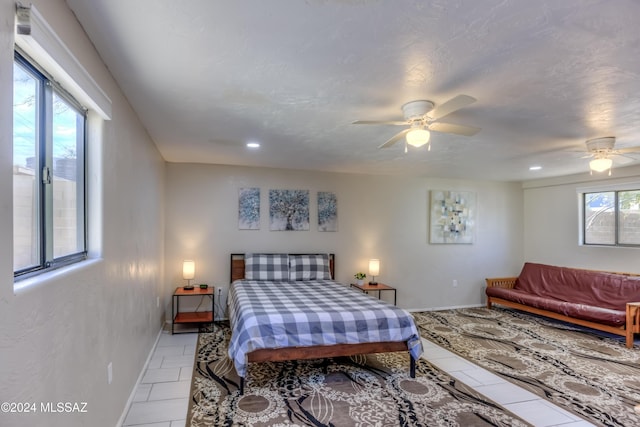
[485, 277, 517, 289]
[626, 302, 640, 348]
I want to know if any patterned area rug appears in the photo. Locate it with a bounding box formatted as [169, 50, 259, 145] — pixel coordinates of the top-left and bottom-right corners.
[414, 307, 640, 427]
[186, 323, 530, 426]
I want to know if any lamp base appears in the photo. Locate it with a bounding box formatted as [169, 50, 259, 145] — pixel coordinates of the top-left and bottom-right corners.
[183, 285, 194, 290]
[368, 281, 378, 286]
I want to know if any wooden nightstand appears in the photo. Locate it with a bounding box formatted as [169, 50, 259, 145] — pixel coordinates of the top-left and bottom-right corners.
[171, 286, 214, 334]
[350, 282, 397, 305]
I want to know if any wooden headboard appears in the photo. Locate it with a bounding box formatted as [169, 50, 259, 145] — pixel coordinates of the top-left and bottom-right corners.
[230, 253, 335, 283]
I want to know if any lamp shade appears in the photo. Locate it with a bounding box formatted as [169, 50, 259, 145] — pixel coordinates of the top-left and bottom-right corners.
[182, 260, 195, 280]
[406, 128, 430, 147]
[589, 157, 613, 173]
[368, 259, 380, 277]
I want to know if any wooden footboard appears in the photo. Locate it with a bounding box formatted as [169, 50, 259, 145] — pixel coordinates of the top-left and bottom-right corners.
[239, 341, 415, 395]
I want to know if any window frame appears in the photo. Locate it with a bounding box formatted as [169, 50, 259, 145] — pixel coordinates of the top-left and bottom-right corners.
[582, 188, 640, 247]
[13, 50, 88, 279]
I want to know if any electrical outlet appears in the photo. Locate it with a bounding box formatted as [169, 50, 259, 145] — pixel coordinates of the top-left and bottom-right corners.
[107, 362, 113, 384]
[452, 279, 458, 287]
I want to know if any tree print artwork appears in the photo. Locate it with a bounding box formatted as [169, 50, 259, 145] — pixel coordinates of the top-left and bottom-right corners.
[238, 188, 260, 230]
[318, 191, 337, 231]
[269, 189, 309, 231]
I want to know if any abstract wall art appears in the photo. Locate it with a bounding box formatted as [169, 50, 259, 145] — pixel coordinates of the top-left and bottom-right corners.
[430, 190, 475, 244]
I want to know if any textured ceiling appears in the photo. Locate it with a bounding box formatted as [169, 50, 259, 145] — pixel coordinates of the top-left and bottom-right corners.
[65, 0, 640, 181]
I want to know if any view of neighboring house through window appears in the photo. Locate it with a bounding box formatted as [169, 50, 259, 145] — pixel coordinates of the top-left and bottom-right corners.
[584, 190, 640, 246]
[13, 51, 87, 277]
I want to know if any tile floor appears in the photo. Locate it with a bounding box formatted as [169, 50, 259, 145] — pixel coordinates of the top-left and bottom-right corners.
[121, 332, 596, 427]
[121, 331, 197, 427]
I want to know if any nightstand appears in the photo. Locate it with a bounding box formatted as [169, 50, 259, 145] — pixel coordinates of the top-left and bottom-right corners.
[350, 282, 397, 305]
[171, 286, 214, 334]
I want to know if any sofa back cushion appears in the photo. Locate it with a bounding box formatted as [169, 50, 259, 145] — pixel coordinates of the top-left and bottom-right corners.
[515, 262, 640, 311]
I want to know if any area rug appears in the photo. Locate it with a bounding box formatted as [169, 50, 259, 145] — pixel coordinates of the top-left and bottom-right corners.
[186, 323, 530, 426]
[414, 307, 640, 427]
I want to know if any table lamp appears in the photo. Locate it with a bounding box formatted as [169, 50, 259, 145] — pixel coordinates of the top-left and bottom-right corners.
[183, 260, 195, 290]
[369, 259, 380, 285]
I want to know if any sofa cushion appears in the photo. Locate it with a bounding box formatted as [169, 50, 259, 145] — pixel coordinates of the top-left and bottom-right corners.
[486, 286, 626, 327]
[515, 262, 640, 311]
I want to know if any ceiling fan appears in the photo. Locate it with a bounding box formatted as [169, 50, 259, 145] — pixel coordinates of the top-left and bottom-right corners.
[353, 95, 480, 152]
[582, 137, 640, 175]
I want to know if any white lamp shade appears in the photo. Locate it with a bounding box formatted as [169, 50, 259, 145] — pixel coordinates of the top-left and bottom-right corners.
[368, 259, 380, 276]
[405, 128, 430, 147]
[182, 260, 195, 280]
[589, 157, 613, 172]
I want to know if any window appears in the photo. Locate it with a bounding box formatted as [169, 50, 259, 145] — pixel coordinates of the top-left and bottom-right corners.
[583, 189, 640, 246]
[13, 51, 87, 277]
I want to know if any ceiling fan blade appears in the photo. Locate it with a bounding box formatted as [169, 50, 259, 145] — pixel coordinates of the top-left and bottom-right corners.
[428, 122, 480, 136]
[353, 120, 408, 125]
[379, 129, 410, 149]
[617, 146, 640, 154]
[611, 154, 635, 165]
[430, 95, 477, 120]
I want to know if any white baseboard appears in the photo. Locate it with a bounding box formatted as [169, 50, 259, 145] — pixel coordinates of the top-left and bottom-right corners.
[115, 326, 164, 427]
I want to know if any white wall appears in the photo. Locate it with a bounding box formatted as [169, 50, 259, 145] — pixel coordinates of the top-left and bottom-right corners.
[523, 165, 640, 273]
[164, 163, 524, 313]
[0, 1, 165, 426]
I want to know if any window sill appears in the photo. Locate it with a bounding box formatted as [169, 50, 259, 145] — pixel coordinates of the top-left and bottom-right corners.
[13, 258, 103, 295]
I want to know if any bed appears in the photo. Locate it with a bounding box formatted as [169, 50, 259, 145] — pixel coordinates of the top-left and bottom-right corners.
[227, 253, 423, 394]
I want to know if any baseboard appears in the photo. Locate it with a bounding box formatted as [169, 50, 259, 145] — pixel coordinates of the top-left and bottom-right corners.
[408, 303, 484, 313]
[115, 326, 164, 427]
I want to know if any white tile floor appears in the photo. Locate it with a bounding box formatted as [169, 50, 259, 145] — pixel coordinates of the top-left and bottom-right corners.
[121, 331, 197, 427]
[421, 338, 595, 427]
[120, 332, 596, 427]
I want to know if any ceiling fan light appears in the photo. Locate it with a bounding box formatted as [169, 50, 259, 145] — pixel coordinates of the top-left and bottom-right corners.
[406, 128, 430, 147]
[589, 157, 613, 173]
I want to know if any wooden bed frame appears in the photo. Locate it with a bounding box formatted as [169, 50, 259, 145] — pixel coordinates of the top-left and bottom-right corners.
[229, 253, 416, 394]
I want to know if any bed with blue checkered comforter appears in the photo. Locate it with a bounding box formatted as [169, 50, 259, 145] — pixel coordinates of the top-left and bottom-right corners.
[228, 279, 423, 378]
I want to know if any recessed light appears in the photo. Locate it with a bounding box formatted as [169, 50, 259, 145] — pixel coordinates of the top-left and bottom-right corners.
[529, 165, 542, 171]
[246, 142, 260, 148]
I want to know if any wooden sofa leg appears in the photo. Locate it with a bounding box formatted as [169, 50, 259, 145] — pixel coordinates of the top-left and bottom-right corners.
[487, 297, 492, 310]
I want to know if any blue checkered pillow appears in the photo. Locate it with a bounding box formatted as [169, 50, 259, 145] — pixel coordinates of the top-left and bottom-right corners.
[244, 253, 289, 280]
[289, 254, 332, 281]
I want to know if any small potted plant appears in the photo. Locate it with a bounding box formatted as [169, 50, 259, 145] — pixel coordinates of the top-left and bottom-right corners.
[354, 272, 366, 286]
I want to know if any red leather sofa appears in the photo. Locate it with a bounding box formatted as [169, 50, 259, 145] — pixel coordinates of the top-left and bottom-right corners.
[486, 262, 640, 348]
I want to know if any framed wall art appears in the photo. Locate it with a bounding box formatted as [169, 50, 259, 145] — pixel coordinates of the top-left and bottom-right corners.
[430, 190, 475, 244]
[269, 189, 310, 231]
[317, 191, 337, 231]
[238, 187, 260, 230]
